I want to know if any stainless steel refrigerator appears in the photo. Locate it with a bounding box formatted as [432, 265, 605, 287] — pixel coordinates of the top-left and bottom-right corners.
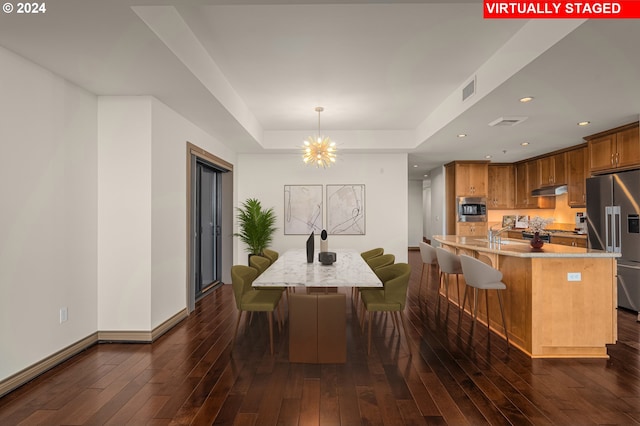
[586, 169, 640, 320]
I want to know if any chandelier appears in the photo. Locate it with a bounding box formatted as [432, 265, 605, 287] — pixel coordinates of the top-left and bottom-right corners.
[303, 107, 336, 168]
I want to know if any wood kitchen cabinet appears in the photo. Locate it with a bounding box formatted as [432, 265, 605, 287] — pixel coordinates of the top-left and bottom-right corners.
[456, 222, 487, 237]
[515, 161, 555, 209]
[453, 162, 488, 196]
[515, 162, 534, 208]
[586, 122, 640, 174]
[551, 235, 587, 248]
[537, 152, 567, 186]
[445, 163, 456, 234]
[445, 161, 489, 235]
[567, 146, 588, 207]
[488, 164, 514, 209]
[507, 230, 524, 239]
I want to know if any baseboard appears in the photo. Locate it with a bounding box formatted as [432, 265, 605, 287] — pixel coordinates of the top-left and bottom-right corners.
[0, 308, 188, 398]
[151, 308, 188, 340]
[97, 308, 187, 342]
[97, 330, 153, 342]
[0, 332, 99, 398]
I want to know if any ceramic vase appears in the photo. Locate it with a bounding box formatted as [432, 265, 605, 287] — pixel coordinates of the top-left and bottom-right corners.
[320, 229, 328, 252]
[530, 232, 544, 249]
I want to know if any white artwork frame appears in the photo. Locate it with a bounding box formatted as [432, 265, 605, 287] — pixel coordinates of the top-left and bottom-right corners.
[327, 184, 365, 235]
[284, 185, 323, 235]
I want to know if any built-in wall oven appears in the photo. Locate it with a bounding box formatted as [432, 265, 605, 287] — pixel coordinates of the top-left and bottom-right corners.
[457, 196, 487, 222]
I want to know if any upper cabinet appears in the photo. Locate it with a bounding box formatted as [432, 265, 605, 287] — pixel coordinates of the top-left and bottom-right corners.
[453, 162, 488, 196]
[514, 161, 537, 209]
[488, 164, 514, 209]
[537, 152, 567, 186]
[586, 122, 640, 174]
[567, 146, 588, 207]
[515, 160, 555, 209]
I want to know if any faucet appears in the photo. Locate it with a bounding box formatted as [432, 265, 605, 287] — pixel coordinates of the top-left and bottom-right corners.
[488, 224, 512, 244]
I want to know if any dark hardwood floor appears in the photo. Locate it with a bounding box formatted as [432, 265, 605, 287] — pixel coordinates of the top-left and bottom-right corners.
[1, 250, 639, 425]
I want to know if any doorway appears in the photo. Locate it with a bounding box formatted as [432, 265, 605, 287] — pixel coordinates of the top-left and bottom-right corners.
[187, 143, 233, 313]
[194, 160, 222, 299]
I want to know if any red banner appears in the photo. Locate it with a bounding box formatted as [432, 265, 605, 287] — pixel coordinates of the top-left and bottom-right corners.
[484, 1, 640, 18]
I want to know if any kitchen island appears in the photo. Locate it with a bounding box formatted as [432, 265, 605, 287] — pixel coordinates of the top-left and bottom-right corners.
[433, 235, 620, 358]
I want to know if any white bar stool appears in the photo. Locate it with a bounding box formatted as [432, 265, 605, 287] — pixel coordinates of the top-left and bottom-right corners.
[459, 254, 510, 346]
[418, 242, 438, 302]
[435, 247, 463, 308]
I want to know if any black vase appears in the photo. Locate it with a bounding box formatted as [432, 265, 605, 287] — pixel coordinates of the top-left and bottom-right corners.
[306, 231, 314, 263]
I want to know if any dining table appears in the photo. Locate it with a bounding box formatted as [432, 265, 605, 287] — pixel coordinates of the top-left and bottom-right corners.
[252, 248, 382, 363]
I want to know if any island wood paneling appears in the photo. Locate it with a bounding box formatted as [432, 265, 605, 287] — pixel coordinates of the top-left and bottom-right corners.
[436, 238, 617, 358]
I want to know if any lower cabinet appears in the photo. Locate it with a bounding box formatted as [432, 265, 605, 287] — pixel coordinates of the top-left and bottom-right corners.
[456, 222, 488, 237]
[507, 230, 524, 239]
[551, 235, 587, 248]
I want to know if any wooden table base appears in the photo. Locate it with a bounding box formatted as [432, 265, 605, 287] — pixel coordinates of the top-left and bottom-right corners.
[289, 292, 346, 363]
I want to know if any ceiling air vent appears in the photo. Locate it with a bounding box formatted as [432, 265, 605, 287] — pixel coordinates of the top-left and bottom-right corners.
[488, 116, 528, 127]
[462, 76, 476, 101]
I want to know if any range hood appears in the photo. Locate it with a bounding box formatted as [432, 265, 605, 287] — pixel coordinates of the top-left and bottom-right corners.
[531, 184, 568, 197]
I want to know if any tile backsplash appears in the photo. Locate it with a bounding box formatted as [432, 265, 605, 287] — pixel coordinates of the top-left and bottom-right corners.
[487, 193, 582, 230]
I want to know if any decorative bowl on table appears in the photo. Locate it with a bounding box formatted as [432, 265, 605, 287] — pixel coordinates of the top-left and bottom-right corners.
[318, 251, 336, 265]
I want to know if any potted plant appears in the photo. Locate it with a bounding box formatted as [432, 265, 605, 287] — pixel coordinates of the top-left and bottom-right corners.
[234, 198, 277, 261]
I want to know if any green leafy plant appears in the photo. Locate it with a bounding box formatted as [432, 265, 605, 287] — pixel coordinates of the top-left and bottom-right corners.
[234, 198, 277, 256]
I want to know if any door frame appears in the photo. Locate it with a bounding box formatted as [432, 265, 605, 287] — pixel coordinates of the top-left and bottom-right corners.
[186, 142, 233, 313]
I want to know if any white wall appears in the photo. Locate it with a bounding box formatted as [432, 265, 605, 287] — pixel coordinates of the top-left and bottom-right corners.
[423, 180, 432, 241]
[98, 96, 237, 331]
[0, 62, 237, 383]
[98, 97, 153, 331]
[0, 47, 98, 381]
[408, 180, 423, 247]
[236, 153, 408, 263]
[150, 98, 235, 326]
[427, 166, 447, 244]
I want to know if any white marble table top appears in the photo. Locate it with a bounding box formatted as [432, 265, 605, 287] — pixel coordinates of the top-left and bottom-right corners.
[252, 249, 383, 288]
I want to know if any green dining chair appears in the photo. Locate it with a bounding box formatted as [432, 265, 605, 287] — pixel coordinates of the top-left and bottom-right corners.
[366, 253, 395, 270]
[231, 265, 283, 355]
[360, 247, 384, 261]
[249, 255, 271, 275]
[354, 248, 384, 302]
[360, 263, 412, 355]
[356, 253, 396, 316]
[250, 254, 287, 306]
[262, 248, 279, 264]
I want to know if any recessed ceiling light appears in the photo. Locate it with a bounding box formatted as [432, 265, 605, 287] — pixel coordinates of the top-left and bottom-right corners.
[485, 155, 492, 159]
[413, 164, 418, 168]
[457, 134, 467, 138]
[519, 96, 534, 103]
[521, 141, 530, 146]
[423, 174, 429, 177]
[578, 121, 591, 126]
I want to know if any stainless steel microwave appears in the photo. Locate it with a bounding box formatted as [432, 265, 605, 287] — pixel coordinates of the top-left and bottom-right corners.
[457, 196, 487, 222]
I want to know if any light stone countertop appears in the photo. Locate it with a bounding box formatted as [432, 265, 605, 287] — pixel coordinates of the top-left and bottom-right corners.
[433, 235, 620, 258]
[252, 248, 383, 288]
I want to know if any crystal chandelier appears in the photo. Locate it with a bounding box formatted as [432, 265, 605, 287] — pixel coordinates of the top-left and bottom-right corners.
[303, 107, 336, 168]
